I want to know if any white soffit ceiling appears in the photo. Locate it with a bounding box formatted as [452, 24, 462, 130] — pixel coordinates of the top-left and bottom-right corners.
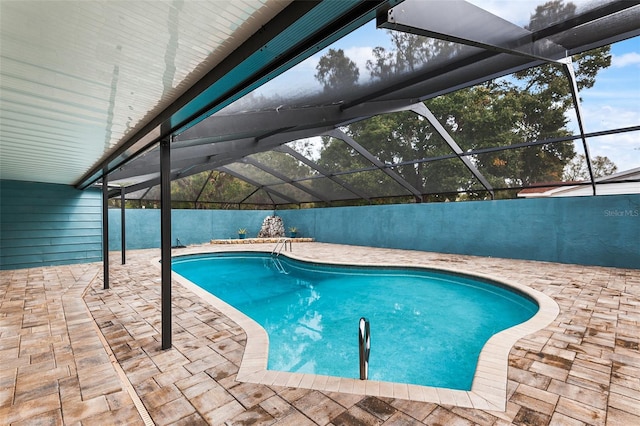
[0, 0, 291, 185]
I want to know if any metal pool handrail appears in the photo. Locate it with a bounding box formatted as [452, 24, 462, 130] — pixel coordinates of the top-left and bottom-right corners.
[271, 238, 292, 256]
[271, 257, 289, 274]
[359, 317, 370, 380]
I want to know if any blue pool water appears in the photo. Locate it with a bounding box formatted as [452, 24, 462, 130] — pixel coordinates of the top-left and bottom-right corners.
[172, 252, 537, 390]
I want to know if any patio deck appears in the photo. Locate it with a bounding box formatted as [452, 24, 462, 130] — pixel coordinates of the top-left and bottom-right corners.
[1, 243, 639, 425]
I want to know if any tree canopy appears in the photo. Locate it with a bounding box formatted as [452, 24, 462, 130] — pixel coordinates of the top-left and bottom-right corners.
[313, 0, 613, 201]
[315, 48, 359, 92]
[121, 0, 618, 209]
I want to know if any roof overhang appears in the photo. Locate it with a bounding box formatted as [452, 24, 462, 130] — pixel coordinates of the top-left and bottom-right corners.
[2, 0, 638, 202]
[0, 0, 400, 188]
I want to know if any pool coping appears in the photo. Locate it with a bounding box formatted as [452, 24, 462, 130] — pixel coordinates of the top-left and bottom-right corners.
[161, 247, 560, 412]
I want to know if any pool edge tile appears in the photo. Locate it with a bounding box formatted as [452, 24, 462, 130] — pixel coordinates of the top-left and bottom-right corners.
[392, 383, 410, 400]
[378, 381, 394, 398]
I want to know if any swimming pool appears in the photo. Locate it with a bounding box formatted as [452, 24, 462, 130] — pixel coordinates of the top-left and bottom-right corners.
[171, 252, 538, 390]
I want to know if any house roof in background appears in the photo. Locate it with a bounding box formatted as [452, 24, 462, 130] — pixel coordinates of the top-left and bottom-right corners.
[517, 167, 640, 198]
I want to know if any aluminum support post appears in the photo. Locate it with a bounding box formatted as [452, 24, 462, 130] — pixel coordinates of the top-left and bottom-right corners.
[562, 58, 596, 195]
[327, 129, 424, 202]
[160, 138, 172, 349]
[102, 168, 109, 289]
[377, 0, 567, 62]
[410, 103, 495, 199]
[121, 189, 126, 265]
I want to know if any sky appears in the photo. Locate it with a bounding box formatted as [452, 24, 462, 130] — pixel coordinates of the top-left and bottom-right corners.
[252, 0, 640, 173]
[577, 38, 640, 172]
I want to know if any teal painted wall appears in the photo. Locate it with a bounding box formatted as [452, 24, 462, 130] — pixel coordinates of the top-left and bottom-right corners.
[107, 194, 638, 269]
[108, 209, 271, 249]
[0, 180, 103, 269]
[6, 180, 635, 270]
[277, 194, 639, 269]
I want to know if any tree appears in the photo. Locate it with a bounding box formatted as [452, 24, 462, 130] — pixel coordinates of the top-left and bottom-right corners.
[315, 0, 612, 200]
[428, 1, 610, 191]
[426, 76, 578, 189]
[564, 154, 618, 181]
[314, 48, 359, 92]
[156, 170, 276, 209]
[366, 33, 458, 81]
[516, 1, 611, 98]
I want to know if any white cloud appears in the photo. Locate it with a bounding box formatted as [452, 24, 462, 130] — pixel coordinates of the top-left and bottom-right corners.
[612, 52, 640, 68]
[587, 132, 640, 172]
[578, 103, 639, 133]
[572, 104, 640, 171]
[465, 0, 540, 26]
[297, 55, 319, 72]
[344, 46, 376, 83]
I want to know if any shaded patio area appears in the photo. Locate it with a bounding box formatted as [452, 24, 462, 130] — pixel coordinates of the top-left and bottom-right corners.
[1, 243, 639, 425]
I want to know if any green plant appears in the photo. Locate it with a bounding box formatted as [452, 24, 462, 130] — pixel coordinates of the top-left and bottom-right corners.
[289, 227, 297, 233]
[238, 228, 247, 234]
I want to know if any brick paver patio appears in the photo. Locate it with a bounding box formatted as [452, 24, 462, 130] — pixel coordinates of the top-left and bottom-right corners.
[1, 242, 639, 425]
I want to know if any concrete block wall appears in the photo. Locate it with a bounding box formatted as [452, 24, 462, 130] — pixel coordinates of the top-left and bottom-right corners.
[3, 177, 636, 270]
[276, 194, 639, 269]
[108, 194, 639, 269]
